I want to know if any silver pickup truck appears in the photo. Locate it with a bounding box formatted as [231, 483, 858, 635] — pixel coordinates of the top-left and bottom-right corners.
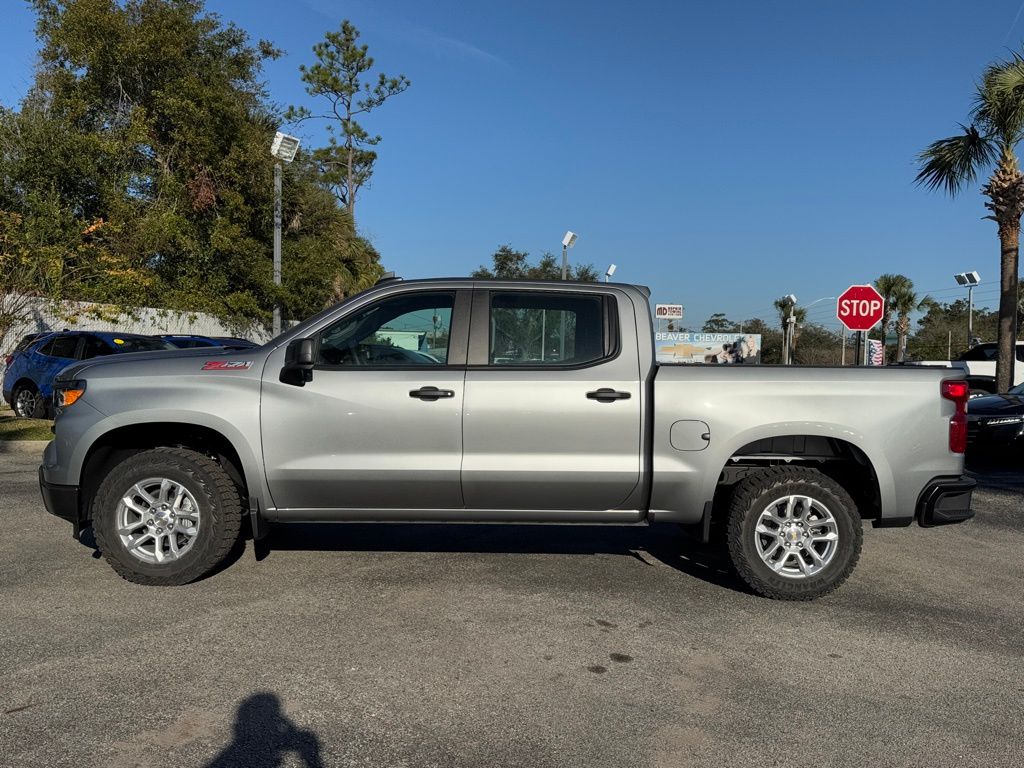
[39, 278, 975, 600]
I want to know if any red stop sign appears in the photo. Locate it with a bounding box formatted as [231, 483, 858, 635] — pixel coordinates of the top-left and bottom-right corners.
[837, 284, 884, 331]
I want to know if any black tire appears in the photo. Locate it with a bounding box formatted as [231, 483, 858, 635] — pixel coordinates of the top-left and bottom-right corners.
[725, 466, 862, 601]
[92, 447, 243, 585]
[12, 383, 44, 419]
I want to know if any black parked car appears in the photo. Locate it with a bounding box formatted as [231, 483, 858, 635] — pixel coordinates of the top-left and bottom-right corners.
[966, 383, 1024, 458]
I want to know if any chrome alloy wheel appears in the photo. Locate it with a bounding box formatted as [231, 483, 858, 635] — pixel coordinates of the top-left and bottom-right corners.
[754, 495, 839, 579]
[14, 388, 39, 418]
[116, 478, 201, 564]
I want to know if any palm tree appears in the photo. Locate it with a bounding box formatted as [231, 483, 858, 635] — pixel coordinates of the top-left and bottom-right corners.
[890, 283, 934, 362]
[774, 296, 807, 363]
[917, 55, 1024, 392]
[875, 274, 912, 362]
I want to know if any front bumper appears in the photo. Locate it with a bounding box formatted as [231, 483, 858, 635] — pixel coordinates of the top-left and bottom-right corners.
[38, 466, 86, 537]
[916, 475, 975, 527]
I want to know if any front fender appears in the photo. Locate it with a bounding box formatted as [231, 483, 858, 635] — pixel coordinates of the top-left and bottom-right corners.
[46, 406, 269, 510]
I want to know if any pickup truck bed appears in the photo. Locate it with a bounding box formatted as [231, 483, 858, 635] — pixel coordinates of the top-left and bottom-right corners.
[39, 278, 975, 600]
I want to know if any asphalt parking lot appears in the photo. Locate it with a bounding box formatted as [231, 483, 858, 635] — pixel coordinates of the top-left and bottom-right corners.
[2, 444, 1022, 768]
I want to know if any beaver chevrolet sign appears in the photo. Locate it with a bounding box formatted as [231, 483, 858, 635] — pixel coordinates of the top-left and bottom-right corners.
[655, 332, 762, 364]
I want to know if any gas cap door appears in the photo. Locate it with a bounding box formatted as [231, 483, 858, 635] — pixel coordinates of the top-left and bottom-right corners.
[670, 420, 711, 451]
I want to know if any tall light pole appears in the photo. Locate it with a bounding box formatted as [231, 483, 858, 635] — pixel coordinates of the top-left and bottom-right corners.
[558, 231, 579, 361]
[270, 131, 301, 336]
[802, 295, 837, 362]
[605, 264, 617, 283]
[561, 231, 578, 280]
[954, 271, 980, 348]
[781, 294, 797, 365]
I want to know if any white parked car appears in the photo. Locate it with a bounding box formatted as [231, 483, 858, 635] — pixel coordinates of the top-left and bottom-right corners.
[907, 342, 1024, 396]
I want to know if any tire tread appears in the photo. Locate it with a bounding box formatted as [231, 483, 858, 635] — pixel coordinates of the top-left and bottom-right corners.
[92, 447, 242, 586]
[725, 466, 862, 601]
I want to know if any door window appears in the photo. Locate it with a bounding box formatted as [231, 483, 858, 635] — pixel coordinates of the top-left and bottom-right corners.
[80, 335, 114, 359]
[488, 292, 607, 366]
[318, 292, 455, 367]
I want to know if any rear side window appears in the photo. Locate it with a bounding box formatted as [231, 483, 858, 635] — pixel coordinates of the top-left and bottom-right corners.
[13, 334, 42, 355]
[488, 292, 608, 366]
[39, 335, 79, 359]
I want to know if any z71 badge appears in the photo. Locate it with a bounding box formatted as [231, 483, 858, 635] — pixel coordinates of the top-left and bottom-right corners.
[201, 361, 253, 371]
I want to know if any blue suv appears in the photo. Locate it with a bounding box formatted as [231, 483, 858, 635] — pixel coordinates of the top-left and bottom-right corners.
[3, 331, 173, 418]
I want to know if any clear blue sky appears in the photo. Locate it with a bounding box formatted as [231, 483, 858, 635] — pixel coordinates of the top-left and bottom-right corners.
[2, 0, 1023, 330]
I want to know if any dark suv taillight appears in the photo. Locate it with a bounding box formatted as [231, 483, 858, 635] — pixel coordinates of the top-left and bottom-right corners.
[941, 380, 969, 454]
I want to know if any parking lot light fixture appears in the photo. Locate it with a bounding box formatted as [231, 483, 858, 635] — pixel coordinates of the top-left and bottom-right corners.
[270, 132, 301, 163]
[561, 231, 578, 280]
[270, 132, 302, 337]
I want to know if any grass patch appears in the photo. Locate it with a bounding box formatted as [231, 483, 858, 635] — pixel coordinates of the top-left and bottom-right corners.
[0, 407, 52, 441]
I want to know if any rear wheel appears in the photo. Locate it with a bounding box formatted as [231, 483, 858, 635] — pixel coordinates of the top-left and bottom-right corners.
[12, 383, 44, 418]
[725, 466, 862, 601]
[92, 447, 243, 585]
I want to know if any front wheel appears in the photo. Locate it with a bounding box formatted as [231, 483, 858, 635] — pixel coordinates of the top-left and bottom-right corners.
[92, 447, 243, 585]
[725, 467, 862, 600]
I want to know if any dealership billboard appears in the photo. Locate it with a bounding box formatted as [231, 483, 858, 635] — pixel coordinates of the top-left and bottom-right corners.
[655, 304, 684, 319]
[655, 332, 762, 364]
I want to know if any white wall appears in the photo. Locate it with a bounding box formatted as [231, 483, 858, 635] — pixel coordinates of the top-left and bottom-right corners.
[3, 295, 271, 349]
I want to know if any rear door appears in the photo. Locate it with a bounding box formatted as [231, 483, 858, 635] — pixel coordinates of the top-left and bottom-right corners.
[261, 288, 471, 512]
[461, 287, 643, 512]
[33, 334, 82, 394]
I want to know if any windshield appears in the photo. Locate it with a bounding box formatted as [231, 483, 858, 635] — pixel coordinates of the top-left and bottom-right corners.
[1009, 382, 1024, 396]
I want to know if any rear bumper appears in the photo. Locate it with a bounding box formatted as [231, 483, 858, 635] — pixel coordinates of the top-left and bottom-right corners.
[916, 475, 975, 527]
[38, 466, 85, 536]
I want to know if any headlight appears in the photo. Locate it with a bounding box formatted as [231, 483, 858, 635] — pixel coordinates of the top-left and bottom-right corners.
[53, 379, 87, 410]
[984, 415, 1024, 426]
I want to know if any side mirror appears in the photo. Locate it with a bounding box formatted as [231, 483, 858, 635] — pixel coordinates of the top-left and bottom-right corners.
[280, 338, 315, 386]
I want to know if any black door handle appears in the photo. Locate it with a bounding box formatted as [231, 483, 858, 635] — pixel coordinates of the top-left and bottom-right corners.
[410, 386, 455, 401]
[586, 388, 632, 403]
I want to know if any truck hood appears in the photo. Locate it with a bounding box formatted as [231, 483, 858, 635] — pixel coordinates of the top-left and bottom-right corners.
[56, 346, 266, 382]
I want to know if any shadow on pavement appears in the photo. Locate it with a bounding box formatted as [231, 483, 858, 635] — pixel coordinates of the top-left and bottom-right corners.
[966, 457, 1024, 492]
[264, 521, 752, 595]
[204, 692, 323, 768]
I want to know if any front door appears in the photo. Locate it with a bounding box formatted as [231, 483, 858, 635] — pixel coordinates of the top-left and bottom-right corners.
[261, 289, 470, 513]
[461, 288, 643, 511]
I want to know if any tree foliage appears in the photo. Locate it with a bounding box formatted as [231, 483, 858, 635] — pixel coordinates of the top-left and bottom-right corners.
[473, 244, 599, 281]
[286, 20, 410, 219]
[916, 52, 1024, 389]
[701, 312, 739, 333]
[906, 283, 1023, 361]
[0, 0, 381, 340]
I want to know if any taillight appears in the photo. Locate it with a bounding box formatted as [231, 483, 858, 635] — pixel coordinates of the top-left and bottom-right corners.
[3, 355, 11, 366]
[941, 379, 969, 453]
